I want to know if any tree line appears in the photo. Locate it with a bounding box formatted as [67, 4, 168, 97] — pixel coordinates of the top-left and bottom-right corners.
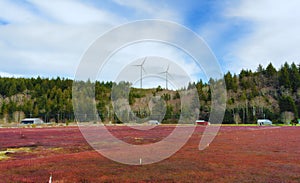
[0, 62, 299, 124]
[222, 62, 300, 124]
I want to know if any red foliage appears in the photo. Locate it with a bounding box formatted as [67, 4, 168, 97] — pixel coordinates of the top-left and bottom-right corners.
[0, 126, 300, 182]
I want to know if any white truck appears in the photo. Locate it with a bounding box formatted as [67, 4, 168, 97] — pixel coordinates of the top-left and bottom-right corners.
[148, 120, 160, 125]
[257, 119, 272, 126]
[20, 118, 44, 125]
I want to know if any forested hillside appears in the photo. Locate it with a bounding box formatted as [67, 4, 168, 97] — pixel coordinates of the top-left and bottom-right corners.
[224, 62, 300, 124]
[0, 62, 299, 124]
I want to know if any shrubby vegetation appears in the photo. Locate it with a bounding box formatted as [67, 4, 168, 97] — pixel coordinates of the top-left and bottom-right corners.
[0, 62, 300, 124]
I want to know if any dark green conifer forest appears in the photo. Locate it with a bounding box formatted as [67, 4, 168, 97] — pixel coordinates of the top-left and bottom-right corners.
[0, 62, 299, 124]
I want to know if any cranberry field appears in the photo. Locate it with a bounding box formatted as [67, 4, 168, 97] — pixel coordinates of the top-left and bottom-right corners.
[0, 125, 300, 182]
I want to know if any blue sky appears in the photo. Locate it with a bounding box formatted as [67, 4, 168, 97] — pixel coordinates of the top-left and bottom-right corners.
[0, 0, 300, 81]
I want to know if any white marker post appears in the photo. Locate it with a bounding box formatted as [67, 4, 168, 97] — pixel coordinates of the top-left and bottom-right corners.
[49, 173, 52, 183]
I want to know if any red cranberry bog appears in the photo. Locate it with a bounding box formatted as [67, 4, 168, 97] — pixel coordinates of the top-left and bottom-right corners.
[0, 125, 300, 182]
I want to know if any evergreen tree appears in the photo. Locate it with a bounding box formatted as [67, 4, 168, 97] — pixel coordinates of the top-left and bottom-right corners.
[279, 95, 298, 118]
[289, 62, 300, 92]
[265, 62, 277, 78]
[279, 62, 291, 89]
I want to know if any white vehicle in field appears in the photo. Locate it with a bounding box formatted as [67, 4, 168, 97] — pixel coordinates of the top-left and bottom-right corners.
[148, 120, 160, 125]
[20, 118, 44, 125]
[257, 119, 272, 126]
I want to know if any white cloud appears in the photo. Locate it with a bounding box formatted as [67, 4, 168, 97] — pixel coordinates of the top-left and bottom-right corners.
[6, 0, 298, 80]
[98, 42, 202, 87]
[112, 0, 181, 22]
[0, 71, 24, 78]
[0, 1, 123, 78]
[111, 56, 194, 89]
[0, 22, 115, 77]
[75, 20, 218, 86]
[0, 1, 184, 79]
[0, 0, 41, 23]
[29, 0, 122, 25]
[197, 22, 228, 47]
[224, 0, 300, 72]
